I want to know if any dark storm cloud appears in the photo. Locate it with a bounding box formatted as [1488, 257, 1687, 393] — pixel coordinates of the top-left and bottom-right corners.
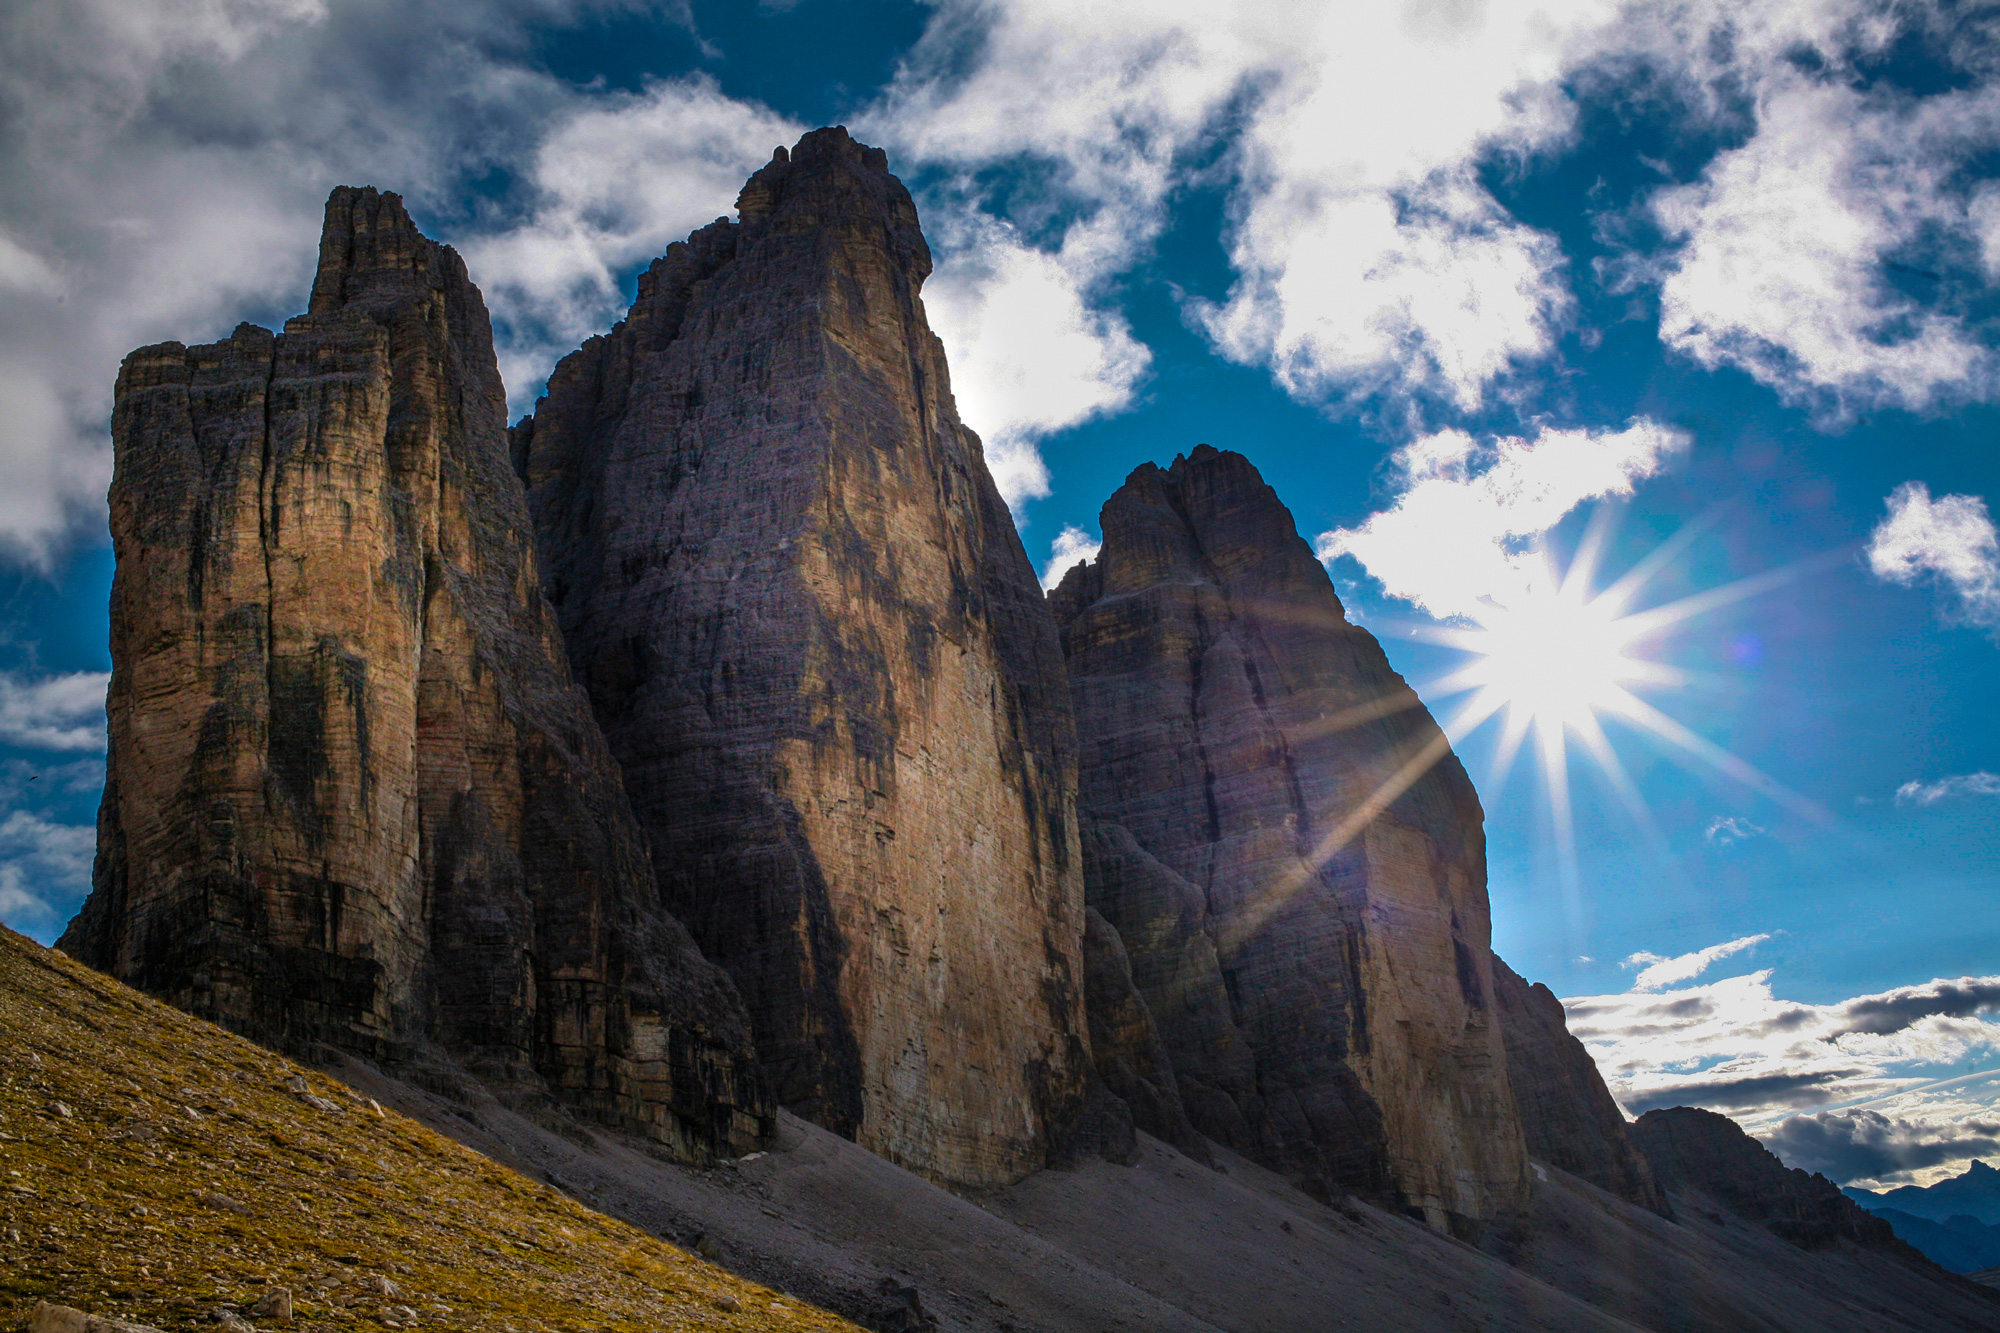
[1763, 1109, 2000, 1182]
[1623, 1069, 1868, 1115]
[1836, 981, 2000, 1036]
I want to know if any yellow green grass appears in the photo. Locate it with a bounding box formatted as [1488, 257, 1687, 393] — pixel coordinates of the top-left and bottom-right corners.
[0, 927, 861, 1333]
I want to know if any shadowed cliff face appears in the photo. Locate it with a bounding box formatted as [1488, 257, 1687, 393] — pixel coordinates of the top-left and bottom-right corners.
[60, 187, 769, 1159]
[514, 128, 1099, 1187]
[1491, 956, 1666, 1213]
[1051, 445, 1529, 1224]
[1632, 1106, 1935, 1259]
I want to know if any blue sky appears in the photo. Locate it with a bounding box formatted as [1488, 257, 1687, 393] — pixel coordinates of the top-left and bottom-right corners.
[2, 0, 1997, 1186]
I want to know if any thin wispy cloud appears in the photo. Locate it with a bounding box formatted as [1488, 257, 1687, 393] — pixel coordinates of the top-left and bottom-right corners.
[1624, 932, 1769, 992]
[1704, 815, 1766, 846]
[1896, 771, 2000, 807]
[1866, 482, 2000, 634]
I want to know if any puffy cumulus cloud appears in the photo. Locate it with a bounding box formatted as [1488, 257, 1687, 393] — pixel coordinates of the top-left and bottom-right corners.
[1896, 771, 2000, 807]
[872, 0, 1621, 421]
[920, 211, 1151, 509]
[0, 0, 727, 563]
[0, 808, 94, 929]
[1314, 421, 1686, 619]
[1565, 957, 2000, 1141]
[1764, 1108, 2000, 1185]
[1625, 932, 1768, 991]
[460, 79, 802, 415]
[1704, 815, 1765, 846]
[1866, 482, 2000, 633]
[873, 0, 2000, 434]
[0, 671, 109, 751]
[1650, 75, 1998, 414]
[1038, 524, 1101, 591]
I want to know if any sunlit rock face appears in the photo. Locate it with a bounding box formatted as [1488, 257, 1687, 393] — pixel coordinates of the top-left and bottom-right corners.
[1491, 955, 1667, 1213]
[513, 128, 1098, 1187]
[61, 188, 769, 1159]
[1050, 445, 1530, 1223]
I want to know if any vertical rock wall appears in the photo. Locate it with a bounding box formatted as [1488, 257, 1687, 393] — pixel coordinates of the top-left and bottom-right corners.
[514, 129, 1095, 1187]
[1492, 955, 1667, 1212]
[60, 188, 768, 1158]
[1051, 445, 1529, 1224]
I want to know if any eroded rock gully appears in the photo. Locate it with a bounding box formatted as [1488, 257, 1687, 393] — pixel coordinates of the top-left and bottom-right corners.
[60, 187, 768, 1158]
[513, 127, 1098, 1187]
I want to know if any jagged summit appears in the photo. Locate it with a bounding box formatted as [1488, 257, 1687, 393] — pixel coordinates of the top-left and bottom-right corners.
[512, 128, 1103, 1188]
[61, 184, 768, 1158]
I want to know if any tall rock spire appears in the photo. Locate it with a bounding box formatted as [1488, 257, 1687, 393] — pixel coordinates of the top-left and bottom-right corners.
[61, 187, 769, 1158]
[513, 128, 1101, 1186]
[1051, 445, 1530, 1225]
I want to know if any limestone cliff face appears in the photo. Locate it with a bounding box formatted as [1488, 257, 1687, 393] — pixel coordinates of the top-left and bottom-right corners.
[1050, 445, 1528, 1223]
[513, 128, 1093, 1187]
[59, 188, 768, 1158]
[1491, 956, 1666, 1213]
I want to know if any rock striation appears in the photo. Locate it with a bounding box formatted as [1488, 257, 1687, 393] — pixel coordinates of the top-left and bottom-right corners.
[1050, 445, 1529, 1224]
[1631, 1106, 1924, 1255]
[1492, 955, 1666, 1213]
[59, 187, 767, 1157]
[512, 128, 1095, 1187]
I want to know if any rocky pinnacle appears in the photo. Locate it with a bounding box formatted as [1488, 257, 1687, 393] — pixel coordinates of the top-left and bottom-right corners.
[1051, 445, 1530, 1224]
[514, 129, 1101, 1187]
[61, 187, 769, 1158]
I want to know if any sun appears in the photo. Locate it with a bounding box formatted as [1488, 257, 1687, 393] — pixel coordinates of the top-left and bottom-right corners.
[1450, 583, 1656, 734]
[1387, 512, 1827, 925]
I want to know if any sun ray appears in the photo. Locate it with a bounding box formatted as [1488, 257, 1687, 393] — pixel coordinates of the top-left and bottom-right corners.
[1218, 730, 1456, 953]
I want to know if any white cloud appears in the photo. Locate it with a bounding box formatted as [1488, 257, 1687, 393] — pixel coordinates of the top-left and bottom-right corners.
[1650, 74, 1997, 413]
[1314, 421, 1686, 619]
[1866, 482, 2000, 632]
[0, 671, 108, 751]
[922, 212, 1151, 509]
[460, 78, 803, 418]
[1895, 771, 2000, 808]
[1038, 524, 1101, 591]
[0, 807, 94, 928]
[1704, 815, 1765, 846]
[872, 0, 1618, 422]
[1564, 952, 2000, 1168]
[0, 0, 715, 563]
[1624, 932, 1769, 991]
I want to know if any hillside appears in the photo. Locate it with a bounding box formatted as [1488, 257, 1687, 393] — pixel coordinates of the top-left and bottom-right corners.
[0, 927, 856, 1333]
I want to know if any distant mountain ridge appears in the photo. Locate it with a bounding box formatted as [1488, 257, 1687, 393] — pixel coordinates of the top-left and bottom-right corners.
[1847, 1160, 2000, 1226]
[1846, 1161, 2000, 1272]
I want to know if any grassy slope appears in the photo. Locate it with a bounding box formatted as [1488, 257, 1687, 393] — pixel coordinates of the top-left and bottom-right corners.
[0, 927, 860, 1333]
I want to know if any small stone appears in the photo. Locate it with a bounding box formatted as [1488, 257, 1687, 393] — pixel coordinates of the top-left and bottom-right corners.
[246, 1288, 291, 1322]
[195, 1189, 252, 1216]
[49, 1102, 74, 1119]
[285, 1075, 308, 1095]
[711, 1295, 740, 1313]
[369, 1275, 403, 1299]
[29, 1303, 169, 1333]
[299, 1093, 343, 1115]
[692, 1232, 723, 1262]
